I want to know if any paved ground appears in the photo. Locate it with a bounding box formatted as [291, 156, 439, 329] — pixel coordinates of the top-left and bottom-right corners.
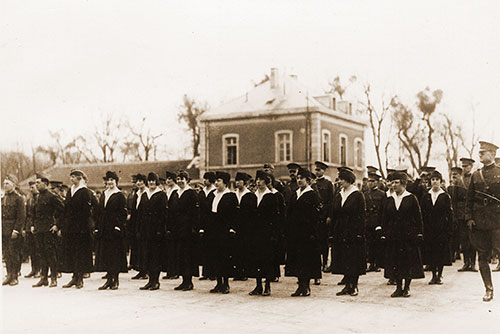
[2, 260, 500, 333]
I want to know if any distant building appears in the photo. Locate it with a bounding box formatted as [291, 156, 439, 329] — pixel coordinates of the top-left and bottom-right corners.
[199, 68, 366, 180]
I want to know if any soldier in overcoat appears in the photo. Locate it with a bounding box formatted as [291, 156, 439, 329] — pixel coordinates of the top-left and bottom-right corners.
[24, 181, 41, 278]
[364, 172, 386, 272]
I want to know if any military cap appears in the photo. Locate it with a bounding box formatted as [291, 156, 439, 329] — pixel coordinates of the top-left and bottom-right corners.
[420, 166, 436, 174]
[166, 171, 177, 180]
[314, 161, 328, 170]
[4, 174, 18, 185]
[286, 162, 301, 170]
[338, 167, 355, 184]
[429, 170, 443, 181]
[203, 171, 216, 183]
[50, 180, 63, 187]
[479, 141, 499, 152]
[103, 171, 119, 182]
[368, 172, 381, 180]
[70, 169, 87, 179]
[366, 165, 379, 173]
[215, 171, 231, 185]
[147, 172, 159, 183]
[177, 170, 190, 181]
[235, 172, 250, 182]
[460, 157, 475, 166]
[135, 173, 147, 183]
[263, 163, 275, 170]
[338, 166, 354, 172]
[386, 168, 396, 174]
[450, 167, 463, 175]
[297, 167, 312, 179]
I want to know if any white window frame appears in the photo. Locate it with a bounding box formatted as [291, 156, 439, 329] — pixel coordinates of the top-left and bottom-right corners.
[222, 133, 239, 166]
[321, 129, 331, 163]
[354, 137, 363, 168]
[339, 134, 348, 166]
[275, 130, 293, 163]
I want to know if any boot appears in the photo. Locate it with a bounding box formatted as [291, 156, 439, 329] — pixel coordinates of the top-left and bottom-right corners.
[391, 281, 403, 298]
[63, 275, 77, 288]
[49, 278, 57, 288]
[75, 273, 84, 289]
[336, 283, 351, 296]
[402, 279, 411, 297]
[291, 281, 303, 297]
[33, 277, 49, 287]
[249, 280, 263, 296]
[3, 274, 12, 286]
[262, 281, 271, 296]
[139, 281, 153, 290]
[110, 275, 119, 290]
[25, 270, 37, 278]
[98, 276, 113, 290]
[483, 287, 494, 302]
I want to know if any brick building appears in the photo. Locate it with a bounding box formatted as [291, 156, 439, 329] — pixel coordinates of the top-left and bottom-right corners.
[199, 68, 367, 181]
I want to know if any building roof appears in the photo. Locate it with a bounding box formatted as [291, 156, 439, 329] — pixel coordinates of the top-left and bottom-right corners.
[19, 159, 199, 190]
[201, 69, 366, 127]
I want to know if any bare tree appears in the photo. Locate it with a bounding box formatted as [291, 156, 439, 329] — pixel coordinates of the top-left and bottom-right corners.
[326, 75, 357, 100]
[416, 87, 443, 167]
[36, 131, 84, 165]
[178, 94, 208, 158]
[94, 114, 124, 163]
[125, 117, 163, 161]
[461, 102, 479, 158]
[439, 113, 464, 172]
[359, 84, 395, 178]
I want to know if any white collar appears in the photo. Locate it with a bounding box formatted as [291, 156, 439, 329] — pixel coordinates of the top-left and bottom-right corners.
[235, 187, 251, 204]
[166, 184, 180, 199]
[104, 187, 121, 207]
[136, 188, 147, 208]
[70, 181, 86, 196]
[429, 187, 445, 205]
[203, 184, 216, 196]
[212, 187, 231, 213]
[177, 185, 191, 198]
[392, 190, 412, 210]
[270, 188, 278, 194]
[147, 187, 162, 199]
[296, 185, 313, 199]
[256, 187, 272, 206]
[340, 185, 359, 206]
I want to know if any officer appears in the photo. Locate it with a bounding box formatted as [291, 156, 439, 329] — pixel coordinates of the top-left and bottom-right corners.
[460, 157, 475, 188]
[283, 162, 300, 205]
[465, 141, 500, 302]
[313, 161, 334, 275]
[2, 174, 26, 286]
[263, 163, 284, 194]
[364, 172, 386, 272]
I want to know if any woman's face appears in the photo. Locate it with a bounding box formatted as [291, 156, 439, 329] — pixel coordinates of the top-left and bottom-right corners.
[215, 178, 226, 191]
[106, 178, 117, 188]
[340, 179, 351, 189]
[176, 177, 187, 188]
[297, 176, 309, 188]
[148, 180, 157, 190]
[430, 177, 441, 189]
[393, 180, 405, 193]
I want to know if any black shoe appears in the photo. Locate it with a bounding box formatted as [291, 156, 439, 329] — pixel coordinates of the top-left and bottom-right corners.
[469, 266, 478, 272]
[25, 271, 37, 278]
[391, 288, 403, 297]
[249, 286, 263, 296]
[75, 279, 84, 289]
[402, 288, 411, 297]
[291, 286, 303, 297]
[101, 274, 108, 279]
[110, 279, 119, 290]
[428, 277, 437, 285]
[457, 265, 468, 272]
[302, 287, 311, 296]
[336, 286, 350, 296]
[314, 279, 321, 285]
[98, 280, 112, 290]
[349, 287, 359, 296]
[9, 278, 19, 286]
[174, 283, 186, 290]
[210, 284, 222, 293]
[62, 278, 77, 288]
[49, 279, 57, 288]
[139, 282, 152, 290]
[262, 285, 271, 296]
[2, 276, 12, 286]
[483, 288, 494, 302]
[33, 279, 49, 287]
[182, 283, 194, 291]
[435, 276, 443, 285]
[149, 283, 160, 290]
[220, 284, 230, 294]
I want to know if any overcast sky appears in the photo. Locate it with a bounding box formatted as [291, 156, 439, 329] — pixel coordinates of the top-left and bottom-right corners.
[1, 0, 499, 166]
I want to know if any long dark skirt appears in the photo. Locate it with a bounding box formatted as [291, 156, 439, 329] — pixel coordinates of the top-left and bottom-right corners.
[178, 238, 200, 277]
[331, 240, 366, 276]
[424, 239, 452, 267]
[138, 238, 163, 274]
[60, 233, 93, 274]
[384, 240, 425, 280]
[164, 237, 180, 276]
[285, 240, 322, 279]
[204, 236, 234, 278]
[94, 234, 128, 273]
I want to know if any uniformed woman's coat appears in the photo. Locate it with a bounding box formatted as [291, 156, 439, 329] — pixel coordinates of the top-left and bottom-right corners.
[129, 190, 148, 271]
[421, 191, 453, 266]
[331, 189, 367, 277]
[94, 191, 128, 273]
[141, 189, 167, 274]
[382, 192, 425, 280]
[285, 189, 322, 279]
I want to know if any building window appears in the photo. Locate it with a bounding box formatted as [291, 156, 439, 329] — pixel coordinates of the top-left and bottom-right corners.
[355, 138, 363, 168]
[275, 130, 293, 162]
[222, 134, 238, 166]
[322, 129, 331, 162]
[339, 134, 347, 166]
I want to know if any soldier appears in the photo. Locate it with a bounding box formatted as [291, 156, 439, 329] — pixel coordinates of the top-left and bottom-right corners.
[460, 157, 475, 188]
[24, 180, 41, 278]
[2, 175, 26, 286]
[60, 170, 95, 289]
[198, 172, 216, 280]
[449, 167, 477, 272]
[313, 161, 334, 275]
[263, 163, 284, 194]
[364, 172, 386, 272]
[283, 162, 300, 205]
[465, 141, 500, 302]
[32, 177, 64, 288]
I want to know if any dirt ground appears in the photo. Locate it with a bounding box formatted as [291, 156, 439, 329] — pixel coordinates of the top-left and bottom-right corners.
[2, 260, 499, 334]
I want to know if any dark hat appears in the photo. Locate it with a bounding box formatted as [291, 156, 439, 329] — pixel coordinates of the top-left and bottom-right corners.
[479, 141, 499, 152]
[103, 171, 119, 182]
[314, 161, 328, 170]
[394, 164, 408, 173]
[297, 168, 312, 179]
[166, 171, 177, 180]
[255, 169, 270, 181]
[390, 171, 408, 183]
[135, 173, 147, 183]
[235, 172, 250, 182]
[338, 167, 355, 184]
[286, 162, 301, 170]
[311, 172, 317, 180]
[203, 171, 216, 183]
[368, 172, 381, 180]
[215, 171, 231, 185]
[263, 163, 275, 170]
[159, 177, 166, 184]
[338, 166, 354, 172]
[366, 165, 379, 173]
[429, 170, 443, 181]
[386, 168, 396, 174]
[245, 173, 253, 181]
[420, 166, 436, 174]
[450, 167, 463, 174]
[460, 157, 475, 165]
[177, 170, 190, 180]
[49, 180, 62, 187]
[28, 180, 36, 186]
[4, 174, 18, 184]
[147, 172, 159, 183]
[69, 169, 86, 179]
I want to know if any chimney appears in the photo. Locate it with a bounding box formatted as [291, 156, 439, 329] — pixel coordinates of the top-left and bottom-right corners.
[270, 68, 279, 89]
[332, 97, 336, 110]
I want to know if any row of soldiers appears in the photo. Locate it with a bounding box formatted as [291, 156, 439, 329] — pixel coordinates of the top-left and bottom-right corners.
[3, 141, 500, 300]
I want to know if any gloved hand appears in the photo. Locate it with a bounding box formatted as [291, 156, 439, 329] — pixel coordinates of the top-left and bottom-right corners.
[416, 233, 424, 244]
[199, 229, 205, 238]
[113, 226, 122, 237]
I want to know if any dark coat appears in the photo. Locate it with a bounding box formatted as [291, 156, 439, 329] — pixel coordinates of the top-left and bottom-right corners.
[204, 191, 238, 277]
[285, 189, 322, 279]
[235, 190, 257, 276]
[128, 190, 148, 270]
[60, 186, 95, 273]
[273, 190, 287, 265]
[364, 188, 385, 229]
[94, 191, 128, 273]
[246, 192, 279, 278]
[382, 192, 425, 280]
[132, 190, 150, 272]
[331, 189, 367, 276]
[142, 189, 167, 273]
[421, 191, 453, 266]
[33, 189, 64, 233]
[198, 188, 215, 268]
[2, 191, 26, 237]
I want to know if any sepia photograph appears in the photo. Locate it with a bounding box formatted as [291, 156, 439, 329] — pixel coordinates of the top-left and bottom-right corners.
[1, 1, 500, 333]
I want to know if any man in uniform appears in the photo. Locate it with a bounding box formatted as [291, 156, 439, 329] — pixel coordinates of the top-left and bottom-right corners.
[461, 158, 475, 188]
[263, 163, 284, 194]
[24, 180, 41, 278]
[32, 177, 65, 287]
[312, 161, 333, 277]
[2, 174, 26, 286]
[283, 162, 300, 205]
[364, 172, 386, 272]
[465, 141, 500, 301]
